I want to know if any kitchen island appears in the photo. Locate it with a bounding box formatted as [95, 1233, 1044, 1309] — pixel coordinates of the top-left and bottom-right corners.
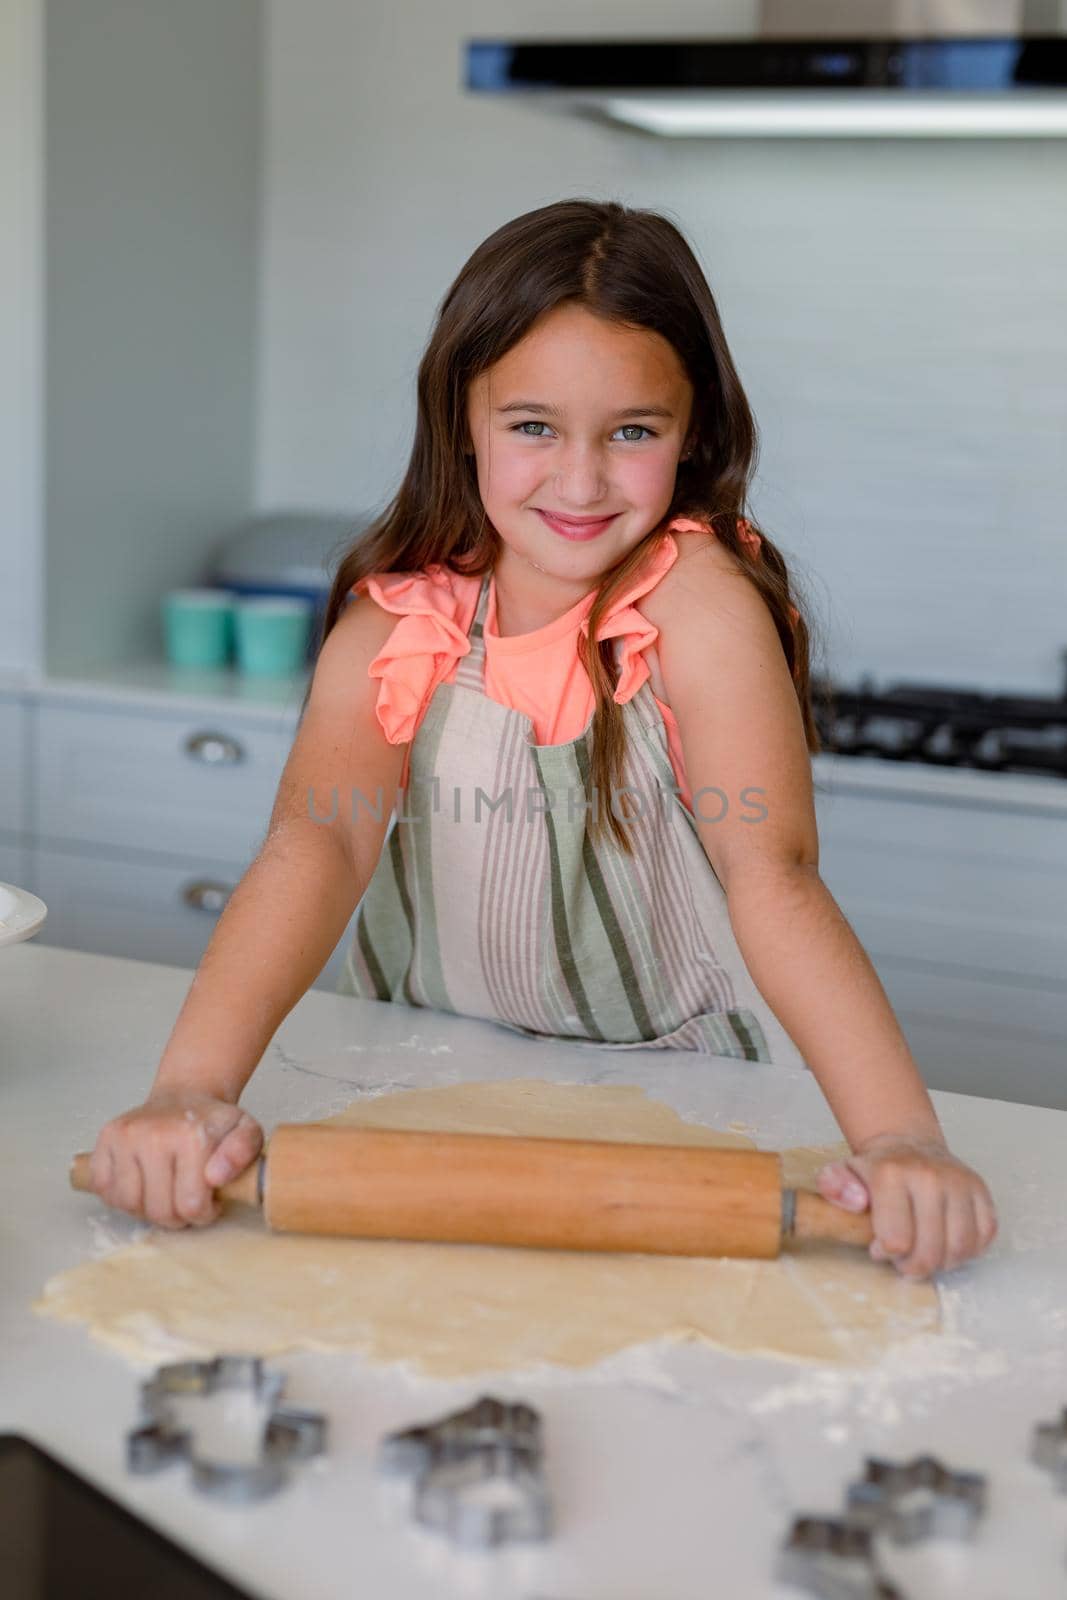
[3, 943, 1066, 1599]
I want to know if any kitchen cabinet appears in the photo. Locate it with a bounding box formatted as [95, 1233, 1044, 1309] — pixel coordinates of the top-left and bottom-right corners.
[9, 676, 1066, 1095]
[32, 845, 298, 976]
[813, 767, 1067, 1108]
[22, 680, 354, 994]
[34, 700, 295, 862]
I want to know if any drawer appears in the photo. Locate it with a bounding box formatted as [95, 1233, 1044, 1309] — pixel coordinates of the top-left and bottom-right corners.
[0, 696, 28, 835]
[30, 844, 353, 993]
[814, 789, 1067, 986]
[878, 960, 1067, 1111]
[35, 703, 297, 862]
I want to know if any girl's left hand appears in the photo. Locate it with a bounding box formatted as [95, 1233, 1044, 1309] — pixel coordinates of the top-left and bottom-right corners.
[815, 1134, 998, 1279]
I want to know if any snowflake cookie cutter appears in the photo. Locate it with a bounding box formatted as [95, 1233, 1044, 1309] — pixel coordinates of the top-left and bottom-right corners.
[127, 1354, 327, 1504]
[379, 1393, 551, 1548]
[775, 1514, 903, 1600]
[844, 1454, 988, 1544]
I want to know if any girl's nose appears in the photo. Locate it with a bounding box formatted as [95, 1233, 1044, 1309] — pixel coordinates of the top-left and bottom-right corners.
[553, 456, 607, 504]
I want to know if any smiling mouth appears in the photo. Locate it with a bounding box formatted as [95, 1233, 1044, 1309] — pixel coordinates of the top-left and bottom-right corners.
[535, 510, 620, 526]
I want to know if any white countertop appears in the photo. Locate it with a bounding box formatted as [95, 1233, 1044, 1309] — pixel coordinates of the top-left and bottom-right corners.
[3, 943, 1067, 1599]
[0, 659, 312, 724]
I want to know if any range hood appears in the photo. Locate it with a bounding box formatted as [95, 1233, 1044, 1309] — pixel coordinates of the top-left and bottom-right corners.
[465, 0, 1067, 138]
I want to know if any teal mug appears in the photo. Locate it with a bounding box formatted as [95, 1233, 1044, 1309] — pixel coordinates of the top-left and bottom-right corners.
[163, 589, 235, 669]
[234, 596, 313, 677]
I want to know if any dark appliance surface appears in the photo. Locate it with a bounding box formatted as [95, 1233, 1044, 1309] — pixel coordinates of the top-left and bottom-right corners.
[0, 1434, 258, 1600]
[812, 675, 1067, 780]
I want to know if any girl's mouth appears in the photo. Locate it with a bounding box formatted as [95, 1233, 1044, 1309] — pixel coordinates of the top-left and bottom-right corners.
[536, 510, 620, 541]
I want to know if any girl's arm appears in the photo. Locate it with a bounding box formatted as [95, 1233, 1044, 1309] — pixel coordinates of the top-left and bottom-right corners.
[151, 592, 406, 1102]
[648, 537, 997, 1280]
[88, 593, 408, 1226]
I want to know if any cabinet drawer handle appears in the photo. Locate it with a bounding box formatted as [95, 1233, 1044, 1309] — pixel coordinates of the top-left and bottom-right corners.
[184, 730, 246, 765]
[181, 879, 234, 915]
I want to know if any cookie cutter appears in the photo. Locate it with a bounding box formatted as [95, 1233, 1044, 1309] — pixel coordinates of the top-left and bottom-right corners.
[414, 1439, 552, 1548]
[379, 1394, 552, 1548]
[1031, 1408, 1067, 1492]
[128, 1354, 327, 1503]
[776, 1515, 903, 1600]
[844, 1454, 987, 1543]
[380, 1394, 541, 1474]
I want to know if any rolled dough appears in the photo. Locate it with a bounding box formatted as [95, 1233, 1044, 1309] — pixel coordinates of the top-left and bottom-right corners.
[35, 1080, 938, 1376]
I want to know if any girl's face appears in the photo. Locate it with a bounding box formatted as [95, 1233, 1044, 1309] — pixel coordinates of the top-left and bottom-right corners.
[465, 303, 695, 592]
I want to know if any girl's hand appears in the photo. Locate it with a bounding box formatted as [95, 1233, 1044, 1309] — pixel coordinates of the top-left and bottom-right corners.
[88, 1091, 264, 1230]
[815, 1134, 998, 1279]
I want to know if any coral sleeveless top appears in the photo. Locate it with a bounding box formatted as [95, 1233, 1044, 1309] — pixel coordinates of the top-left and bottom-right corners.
[351, 515, 783, 813]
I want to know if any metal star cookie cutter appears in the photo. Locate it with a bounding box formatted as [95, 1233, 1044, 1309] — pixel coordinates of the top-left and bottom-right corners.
[775, 1515, 903, 1600]
[414, 1439, 553, 1548]
[844, 1454, 988, 1543]
[128, 1354, 327, 1503]
[1031, 1407, 1067, 1491]
[379, 1394, 541, 1475]
[379, 1394, 551, 1548]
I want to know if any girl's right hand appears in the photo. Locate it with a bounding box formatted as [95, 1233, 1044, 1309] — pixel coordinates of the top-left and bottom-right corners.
[88, 1092, 264, 1229]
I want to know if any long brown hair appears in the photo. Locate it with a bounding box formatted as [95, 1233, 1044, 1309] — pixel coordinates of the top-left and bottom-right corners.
[309, 198, 825, 855]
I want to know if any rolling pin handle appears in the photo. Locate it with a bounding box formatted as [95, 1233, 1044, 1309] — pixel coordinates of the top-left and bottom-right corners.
[68, 1150, 263, 1209]
[222, 1157, 263, 1208]
[69, 1152, 94, 1193]
[783, 1187, 875, 1249]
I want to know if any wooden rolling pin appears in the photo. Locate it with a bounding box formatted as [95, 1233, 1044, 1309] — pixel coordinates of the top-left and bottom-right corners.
[70, 1125, 874, 1259]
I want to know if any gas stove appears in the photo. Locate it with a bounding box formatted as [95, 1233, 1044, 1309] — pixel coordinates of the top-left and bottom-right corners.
[811, 677, 1067, 781]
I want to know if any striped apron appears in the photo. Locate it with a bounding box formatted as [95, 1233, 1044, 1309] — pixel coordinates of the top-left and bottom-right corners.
[338, 571, 807, 1066]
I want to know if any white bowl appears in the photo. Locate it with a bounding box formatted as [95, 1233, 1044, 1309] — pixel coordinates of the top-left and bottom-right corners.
[0, 882, 48, 947]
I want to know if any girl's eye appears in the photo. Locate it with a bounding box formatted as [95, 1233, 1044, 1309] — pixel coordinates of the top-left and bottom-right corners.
[510, 422, 657, 443]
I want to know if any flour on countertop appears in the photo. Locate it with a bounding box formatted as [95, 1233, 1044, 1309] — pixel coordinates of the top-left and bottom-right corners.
[86, 1209, 149, 1258]
[359, 1033, 455, 1056]
[396, 1339, 696, 1400]
[744, 1283, 1012, 1439]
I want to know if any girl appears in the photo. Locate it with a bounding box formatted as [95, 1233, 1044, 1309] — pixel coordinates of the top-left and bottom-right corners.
[88, 199, 996, 1281]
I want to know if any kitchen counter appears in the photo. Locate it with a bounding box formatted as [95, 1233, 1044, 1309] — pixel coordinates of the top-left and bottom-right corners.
[3, 943, 1067, 1599]
[0, 659, 312, 724]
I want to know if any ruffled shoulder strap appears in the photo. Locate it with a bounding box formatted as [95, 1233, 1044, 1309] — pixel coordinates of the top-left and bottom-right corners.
[670, 513, 801, 626]
[582, 528, 679, 708]
[596, 514, 800, 707]
[671, 511, 772, 560]
[350, 565, 480, 745]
